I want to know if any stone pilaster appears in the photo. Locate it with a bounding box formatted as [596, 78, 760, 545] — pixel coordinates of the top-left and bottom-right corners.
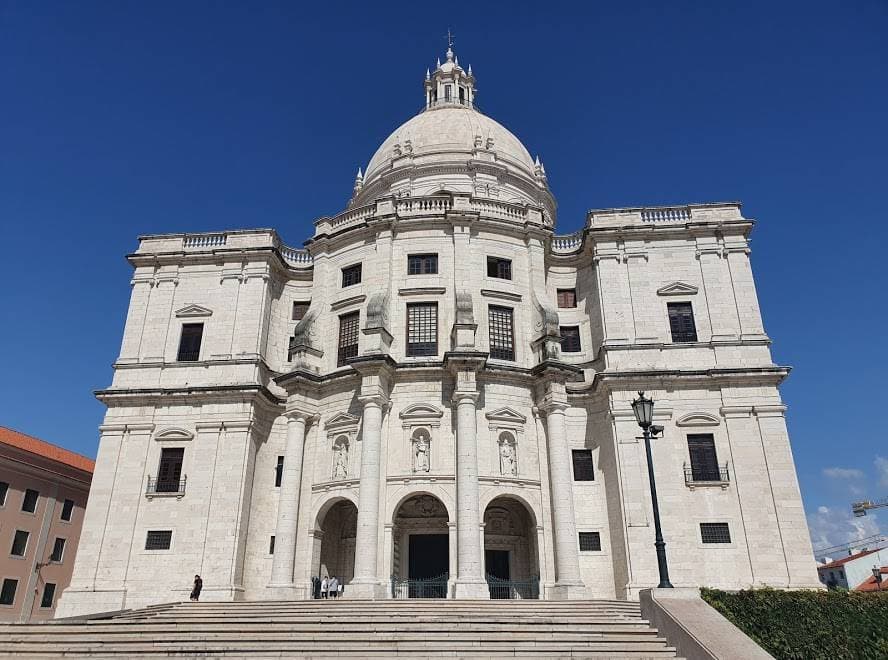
[446, 352, 488, 599]
[538, 375, 585, 599]
[268, 411, 315, 596]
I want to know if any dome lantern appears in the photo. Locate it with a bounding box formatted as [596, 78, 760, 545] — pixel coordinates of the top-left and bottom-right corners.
[424, 44, 476, 110]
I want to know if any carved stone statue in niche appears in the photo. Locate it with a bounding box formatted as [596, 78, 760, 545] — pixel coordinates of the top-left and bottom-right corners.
[499, 435, 518, 476]
[332, 439, 349, 479]
[413, 432, 430, 473]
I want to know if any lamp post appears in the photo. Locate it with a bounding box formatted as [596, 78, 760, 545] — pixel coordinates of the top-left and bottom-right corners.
[631, 391, 674, 589]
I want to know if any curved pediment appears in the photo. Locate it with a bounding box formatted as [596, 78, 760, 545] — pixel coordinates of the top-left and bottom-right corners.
[154, 427, 194, 441]
[399, 403, 444, 421]
[676, 412, 721, 427]
[485, 407, 527, 424]
[175, 304, 213, 317]
[657, 282, 698, 296]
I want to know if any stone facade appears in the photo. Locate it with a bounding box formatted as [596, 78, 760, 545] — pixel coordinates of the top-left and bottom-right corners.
[56, 47, 820, 617]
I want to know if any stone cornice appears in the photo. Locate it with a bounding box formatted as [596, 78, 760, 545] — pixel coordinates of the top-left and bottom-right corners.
[581, 366, 791, 394]
[95, 384, 283, 407]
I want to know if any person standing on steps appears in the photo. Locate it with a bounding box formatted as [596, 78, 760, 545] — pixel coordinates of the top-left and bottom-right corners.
[329, 576, 339, 599]
[189, 575, 202, 602]
[321, 575, 329, 599]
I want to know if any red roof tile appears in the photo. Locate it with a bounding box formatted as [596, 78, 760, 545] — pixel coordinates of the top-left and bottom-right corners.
[0, 427, 94, 474]
[819, 547, 881, 570]
[855, 567, 888, 592]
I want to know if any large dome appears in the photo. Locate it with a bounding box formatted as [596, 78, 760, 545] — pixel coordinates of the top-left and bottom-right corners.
[364, 106, 537, 183]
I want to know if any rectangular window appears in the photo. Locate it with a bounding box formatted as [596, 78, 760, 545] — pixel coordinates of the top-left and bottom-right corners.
[0, 481, 8, 506]
[22, 488, 39, 513]
[560, 326, 581, 353]
[275, 456, 284, 487]
[60, 498, 75, 522]
[687, 434, 721, 481]
[486, 256, 512, 280]
[407, 253, 438, 275]
[0, 579, 17, 606]
[557, 288, 577, 308]
[269, 536, 276, 555]
[10, 530, 29, 557]
[667, 302, 697, 343]
[337, 312, 360, 367]
[406, 303, 438, 357]
[145, 530, 173, 550]
[700, 523, 732, 544]
[459, 86, 465, 105]
[341, 263, 362, 287]
[156, 448, 184, 493]
[488, 306, 515, 361]
[40, 583, 56, 609]
[445, 84, 452, 101]
[49, 538, 66, 563]
[177, 323, 204, 361]
[292, 301, 310, 321]
[579, 532, 602, 552]
[572, 450, 595, 481]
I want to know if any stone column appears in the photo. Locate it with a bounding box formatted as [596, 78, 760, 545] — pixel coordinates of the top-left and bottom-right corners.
[349, 393, 387, 598]
[452, 390, 488, 598]
[268, 412, 312, 594]
[540, 391, 585, 599]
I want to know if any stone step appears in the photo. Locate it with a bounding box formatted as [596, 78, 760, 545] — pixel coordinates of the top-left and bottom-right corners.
[0, 652, 682, 659]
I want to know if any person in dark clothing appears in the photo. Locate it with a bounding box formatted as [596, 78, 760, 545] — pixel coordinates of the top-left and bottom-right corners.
[190, 575, 203, 602]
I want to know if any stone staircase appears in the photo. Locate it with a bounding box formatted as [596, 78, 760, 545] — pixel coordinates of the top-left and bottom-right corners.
[0, 599, 682, 658]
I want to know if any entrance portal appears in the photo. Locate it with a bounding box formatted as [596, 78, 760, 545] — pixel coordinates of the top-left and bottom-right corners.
[483, 497, 540, 599]
[314, 499, 357, 597]
[392, 494, 450, 598]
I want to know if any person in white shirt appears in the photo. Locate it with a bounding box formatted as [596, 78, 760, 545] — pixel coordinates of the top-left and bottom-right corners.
[321, 575, 329, 599]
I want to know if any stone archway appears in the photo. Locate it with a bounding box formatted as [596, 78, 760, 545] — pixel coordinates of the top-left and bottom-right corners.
[391, 493, 450, 597]
[483, 496, 540, 598]
[314, 499, 357, 592]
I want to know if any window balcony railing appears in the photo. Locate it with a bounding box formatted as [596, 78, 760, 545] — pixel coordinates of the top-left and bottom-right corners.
[145, 475, 187, 499]
[684, 464, 730, 490]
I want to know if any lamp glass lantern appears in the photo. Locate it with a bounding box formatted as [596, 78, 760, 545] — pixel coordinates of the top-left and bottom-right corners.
[631, 391, 654, 428]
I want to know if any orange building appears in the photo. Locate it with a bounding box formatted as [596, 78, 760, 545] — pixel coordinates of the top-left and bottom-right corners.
[0, 427, 93, 621]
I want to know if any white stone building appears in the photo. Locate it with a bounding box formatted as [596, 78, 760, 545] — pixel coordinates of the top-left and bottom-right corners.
[57, 47, 820, 616]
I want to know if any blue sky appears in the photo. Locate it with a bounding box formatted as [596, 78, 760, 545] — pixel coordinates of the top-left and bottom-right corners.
[1, 1, 886, 554]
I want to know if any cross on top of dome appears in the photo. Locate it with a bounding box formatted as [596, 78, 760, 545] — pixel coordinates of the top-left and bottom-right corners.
[424, 35, 475, 110]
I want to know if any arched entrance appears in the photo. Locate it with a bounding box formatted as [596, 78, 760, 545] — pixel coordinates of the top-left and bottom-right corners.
[314, 499, 357, 595]
[483, 496, 540, 599]
[391, 493, 450, 598]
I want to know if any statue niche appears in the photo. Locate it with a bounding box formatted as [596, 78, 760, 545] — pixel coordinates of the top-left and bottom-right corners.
[332, 436, 349, 480]
[412, 428, 431, 473]
[498, 431, 518, 477]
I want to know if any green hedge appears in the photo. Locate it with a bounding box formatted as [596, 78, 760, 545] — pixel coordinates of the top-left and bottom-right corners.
[701, 588, 888, 660]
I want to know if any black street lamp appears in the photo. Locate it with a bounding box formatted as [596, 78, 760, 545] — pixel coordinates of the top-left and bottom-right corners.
[631, 391, 674, 589]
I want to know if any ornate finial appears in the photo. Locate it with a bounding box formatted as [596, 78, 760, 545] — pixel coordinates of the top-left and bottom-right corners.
[356, 167, 363, 180]
[436, 57, 441, 69]
[468, 64, 473, 76]
[454, 55, 459, 67]
[353, 167, 364, 193]
[446, 28, 455, 50]
[426, 68, 430, 81]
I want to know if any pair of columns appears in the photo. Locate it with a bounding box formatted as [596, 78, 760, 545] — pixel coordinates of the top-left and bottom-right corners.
[269, 385, 584, 598]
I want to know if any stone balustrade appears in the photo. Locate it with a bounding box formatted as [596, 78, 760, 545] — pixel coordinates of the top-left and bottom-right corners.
[551, 231, 583, 254]
[280, 245, 313, 267]
[396, 196, 452, 216]
[184, 234, 227, 248]
[586, 202, 743, 228]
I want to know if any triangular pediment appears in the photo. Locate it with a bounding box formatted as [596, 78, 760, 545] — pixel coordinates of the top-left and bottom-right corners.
[399, 403, 444, 421]
[657, 282, 698, 296]
[325, 412, 360, 430]
[485, 407, 527, 424]
[175, 304, 213, 318]
[676, 412, 721, 427]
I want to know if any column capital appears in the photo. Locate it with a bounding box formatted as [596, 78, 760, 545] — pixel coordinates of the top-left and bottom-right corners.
[357, 393, 388, 409]
[538, 399, 569, 415]
[452, 390, 480, 406]
[283, 408, 317, 424]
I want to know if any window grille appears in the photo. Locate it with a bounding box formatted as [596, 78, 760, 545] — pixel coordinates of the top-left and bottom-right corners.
[687, 434, 721, 481]
[572, 450, 595, 481]
[406, 303, 438, 356]
[488, 306, 515, 361]
[700, 523, 732, 544]
[337, 312, 360, 366]
[486, 257, 512, 280]
[0, 579, 17, 606]
[667, 302, 697, 343]
[49, 537, 65, 562]
[275, 456, 284, 487]
[579, 532, 601, 551]
[22, 488, 39, 513]
[292, 301, 310, 321]
[145, 530, 172, 550]
[341, 264, 362, 287]
[557, 288, 577, 308]
[407, 254, 438, 275]
[560, 326, 581, 352]
[177, 323, 203, 361]
[40, 583, 56, 608]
